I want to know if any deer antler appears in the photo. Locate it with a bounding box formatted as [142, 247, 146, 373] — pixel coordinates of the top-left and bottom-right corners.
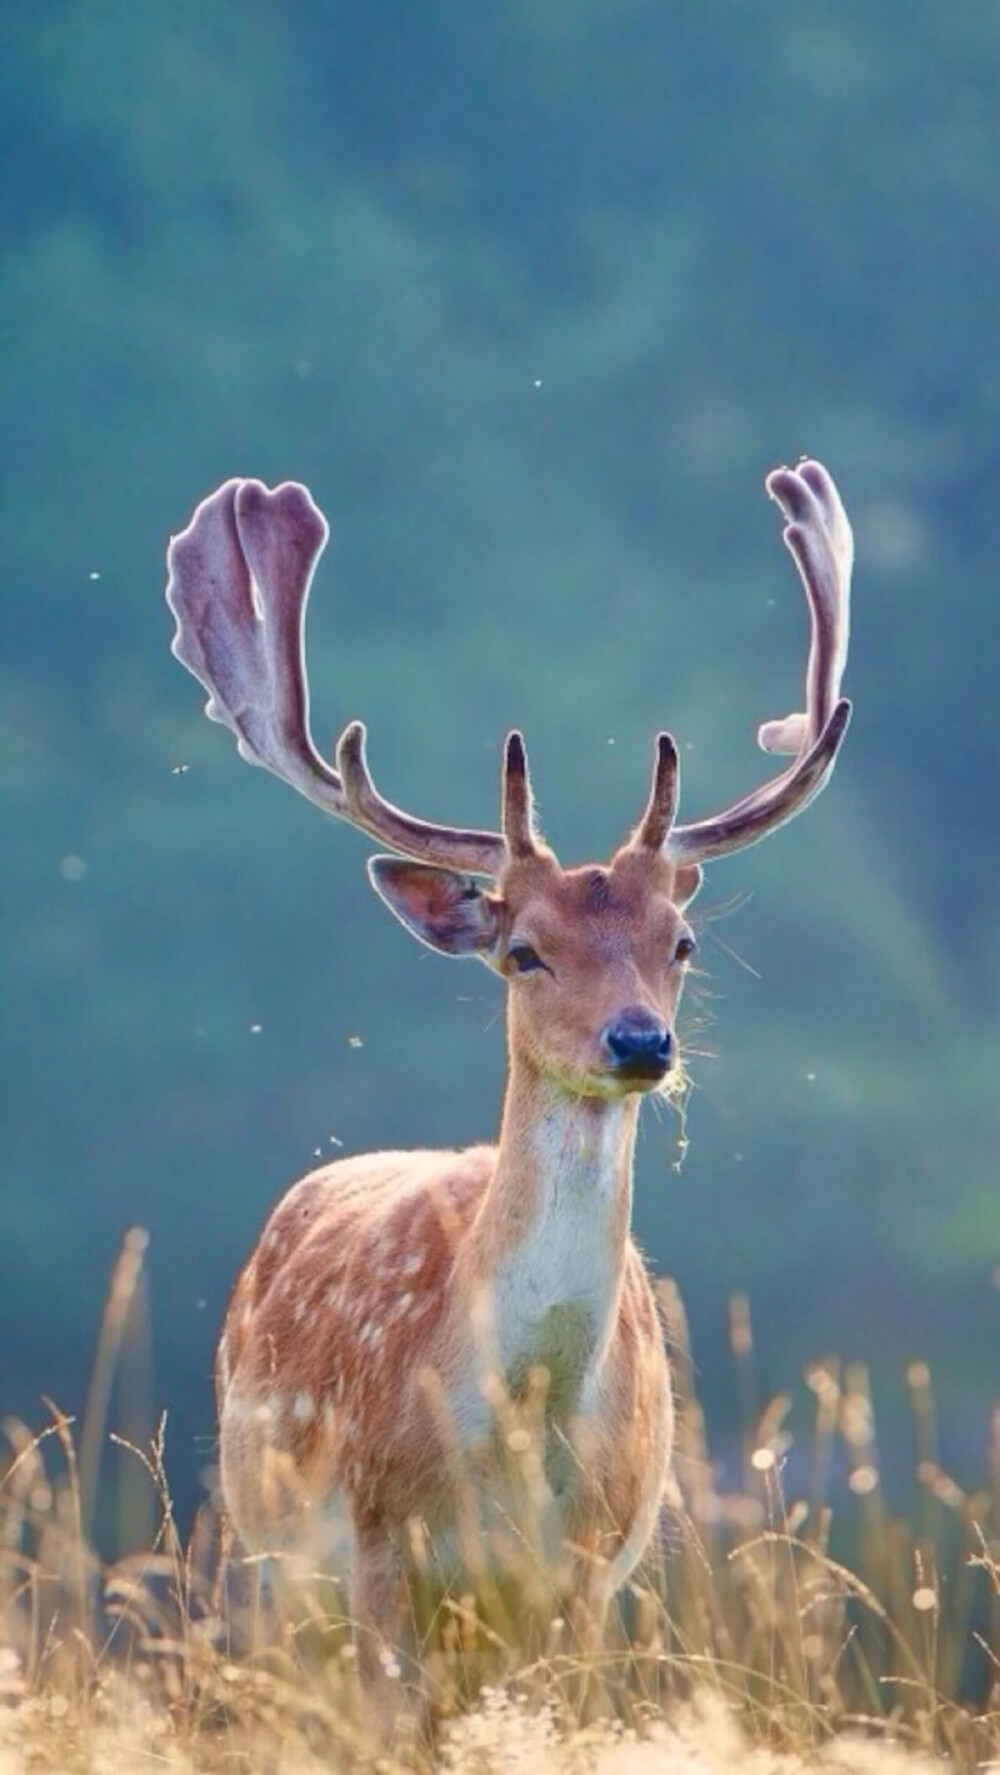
[166, 479, 508, 875]
[664, 459, 853, 863]
[168, 462, 852, 880]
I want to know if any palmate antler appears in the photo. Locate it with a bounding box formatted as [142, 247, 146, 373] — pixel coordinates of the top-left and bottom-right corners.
[662, 459, 853, 862]
[165, 461, 852, 873]
[166, 479, 508, 874]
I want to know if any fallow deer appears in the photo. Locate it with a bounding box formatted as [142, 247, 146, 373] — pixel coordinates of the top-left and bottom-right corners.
[166, 459, 853, 1693]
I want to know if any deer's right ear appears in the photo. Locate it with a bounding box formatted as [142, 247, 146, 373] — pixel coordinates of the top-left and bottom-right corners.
[367, 858, 504, 960]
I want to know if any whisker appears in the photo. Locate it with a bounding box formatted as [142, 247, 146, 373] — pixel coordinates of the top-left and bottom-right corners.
[703, 925, 762, 980]
[695, 888, 754, 926]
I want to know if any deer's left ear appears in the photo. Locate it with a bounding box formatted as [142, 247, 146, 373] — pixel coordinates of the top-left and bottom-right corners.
[367, 857, 503, 959]
[673, 862, 703, 908]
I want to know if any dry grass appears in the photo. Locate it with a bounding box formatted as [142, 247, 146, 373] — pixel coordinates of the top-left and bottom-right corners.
[1, 1235, 997, 1773]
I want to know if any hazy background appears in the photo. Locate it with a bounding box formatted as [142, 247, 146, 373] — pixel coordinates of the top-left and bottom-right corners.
[1, 1, 997, 1533]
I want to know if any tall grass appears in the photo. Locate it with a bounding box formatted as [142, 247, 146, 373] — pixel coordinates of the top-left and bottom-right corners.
[0, 1233, 996, 1772]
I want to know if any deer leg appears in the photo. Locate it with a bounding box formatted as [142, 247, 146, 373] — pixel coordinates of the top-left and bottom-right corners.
[352, 1533, 413, 1736]
[562, 1533, 615, 1722]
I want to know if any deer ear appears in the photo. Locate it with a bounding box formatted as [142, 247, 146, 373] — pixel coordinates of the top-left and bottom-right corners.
[673, 862, 703, 908]
[367, 857, 503, 959]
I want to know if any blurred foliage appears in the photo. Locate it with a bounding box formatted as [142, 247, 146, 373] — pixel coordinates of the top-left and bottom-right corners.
[1, 1, 997, 1522]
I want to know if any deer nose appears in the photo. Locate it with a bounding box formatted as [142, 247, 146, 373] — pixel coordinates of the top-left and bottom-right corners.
[601, 1008, 672, 1074]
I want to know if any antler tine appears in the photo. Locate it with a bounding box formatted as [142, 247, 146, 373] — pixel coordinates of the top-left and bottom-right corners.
[667, 460, 853, 864]
[502, 730, 540, 859]
[167, 479, 508, 876]
[630, 732, 680, 854]
[336, 719, 507, 872]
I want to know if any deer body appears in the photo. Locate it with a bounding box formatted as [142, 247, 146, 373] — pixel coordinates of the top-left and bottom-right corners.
[217, 1119, 668, 1590]
[167, 458, 854, 1685]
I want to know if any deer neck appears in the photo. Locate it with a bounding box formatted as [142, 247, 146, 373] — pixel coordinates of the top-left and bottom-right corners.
[466, 1054, 640, 1404]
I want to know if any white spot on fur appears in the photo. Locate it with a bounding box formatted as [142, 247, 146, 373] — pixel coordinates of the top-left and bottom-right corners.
[292, 1390, 315, 1423]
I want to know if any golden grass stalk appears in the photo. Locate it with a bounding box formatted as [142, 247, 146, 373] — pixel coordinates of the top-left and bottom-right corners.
[0, 1242, 997, 1771]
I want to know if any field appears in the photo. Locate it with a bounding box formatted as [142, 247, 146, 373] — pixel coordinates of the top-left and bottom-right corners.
[1, 1244, 997, 1774]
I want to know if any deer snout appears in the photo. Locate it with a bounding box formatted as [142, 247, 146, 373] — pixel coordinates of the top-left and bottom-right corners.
[600, 1007, 672, 1078]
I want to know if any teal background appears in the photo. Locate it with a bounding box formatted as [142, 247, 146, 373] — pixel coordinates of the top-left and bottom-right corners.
[1, 2, 997, 1526]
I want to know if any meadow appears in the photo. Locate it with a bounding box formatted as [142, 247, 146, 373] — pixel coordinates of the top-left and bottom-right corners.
[1, 1238, 996, 1773]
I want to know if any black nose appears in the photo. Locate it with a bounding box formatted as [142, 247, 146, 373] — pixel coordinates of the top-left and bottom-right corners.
[601, 1007, 672, 1075]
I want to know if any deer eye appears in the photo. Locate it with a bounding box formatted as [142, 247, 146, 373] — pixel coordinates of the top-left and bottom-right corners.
[674, 934, 697, 964]
[508, 941, 547, 975]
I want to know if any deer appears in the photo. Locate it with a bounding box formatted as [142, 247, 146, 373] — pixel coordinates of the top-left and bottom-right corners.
[165, 458, 853, 1704]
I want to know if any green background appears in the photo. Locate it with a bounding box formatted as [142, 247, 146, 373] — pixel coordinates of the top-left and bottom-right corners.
[1, 1, 997, 1529]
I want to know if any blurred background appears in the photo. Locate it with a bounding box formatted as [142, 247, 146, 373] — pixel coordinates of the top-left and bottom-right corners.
[1, 1, 997, 1538]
